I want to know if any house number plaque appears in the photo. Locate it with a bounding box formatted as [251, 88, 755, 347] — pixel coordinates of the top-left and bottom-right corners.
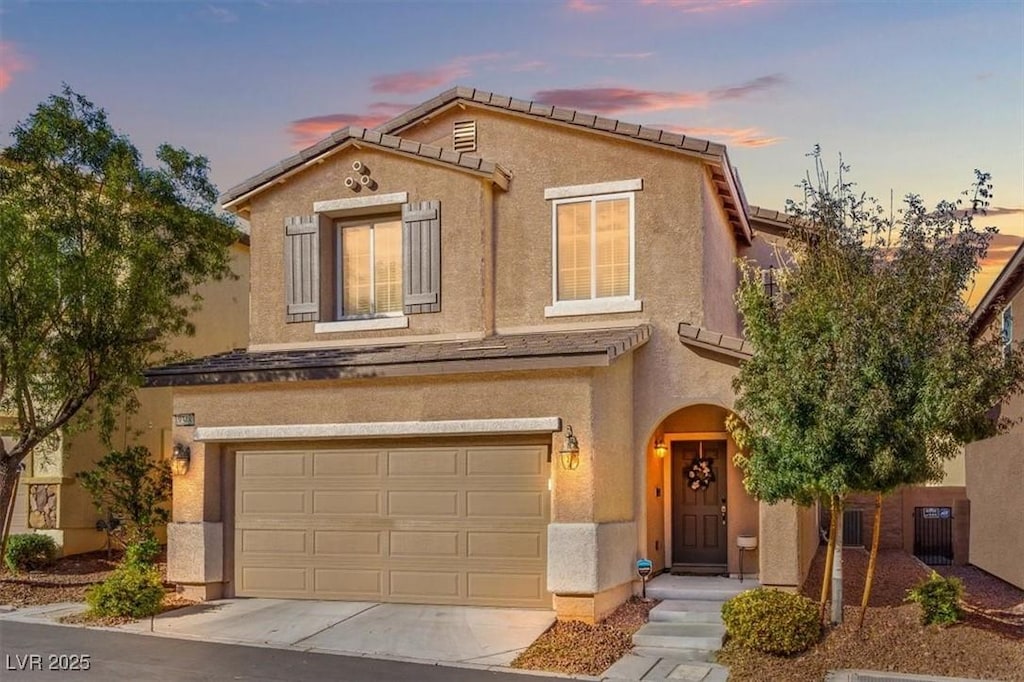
[173, 413, 196, 427]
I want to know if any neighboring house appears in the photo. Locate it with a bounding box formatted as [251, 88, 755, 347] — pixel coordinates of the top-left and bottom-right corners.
[963, 240, 1024, 589]
[8, 240, 250, 556]
[146, 87, 818, 622]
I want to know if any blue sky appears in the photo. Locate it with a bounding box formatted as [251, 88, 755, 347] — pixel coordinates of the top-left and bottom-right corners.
[2, 0, 1022, 289]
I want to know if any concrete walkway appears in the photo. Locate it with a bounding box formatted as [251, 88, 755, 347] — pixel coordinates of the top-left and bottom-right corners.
[0, 598, 557, 671]
[603, 653, 728, 681]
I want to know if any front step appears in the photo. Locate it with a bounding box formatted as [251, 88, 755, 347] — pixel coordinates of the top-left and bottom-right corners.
[631, 622, 726, 651]
[645, 576, 756, 602]
[648, 600, 723, 624]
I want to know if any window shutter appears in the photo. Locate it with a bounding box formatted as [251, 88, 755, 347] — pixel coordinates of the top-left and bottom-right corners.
[402, 200, 441, 314]
[283, 215, 320, 323]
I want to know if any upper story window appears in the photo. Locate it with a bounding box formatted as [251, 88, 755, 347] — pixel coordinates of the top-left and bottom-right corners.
[1002, 305, 1013, 356]
[283, 194, 441, 333]
[338, 218, 403, 317]
[543, 179, 642, 318]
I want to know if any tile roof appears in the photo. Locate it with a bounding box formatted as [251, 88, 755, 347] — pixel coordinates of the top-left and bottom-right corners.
[220, 126, 510, 209]
[747, 204, 792, 237]
[144, 325, 651, 387]
[677, 323, 752, 361]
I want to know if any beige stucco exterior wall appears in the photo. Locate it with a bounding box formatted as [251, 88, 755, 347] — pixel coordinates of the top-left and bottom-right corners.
[701, 175, 742, 337]
[245, 148, 488, 348]
[964, 284, 1024, 588]
[14, 243, 250, 555]
[399, 107, 710, 333]
[966, 432, 1024, 588]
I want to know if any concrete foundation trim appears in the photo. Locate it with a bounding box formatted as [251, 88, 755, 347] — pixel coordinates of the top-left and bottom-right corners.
[167, 522, 224, 584]
[547, 521, 637, 594]
[195, 417, 563, 442]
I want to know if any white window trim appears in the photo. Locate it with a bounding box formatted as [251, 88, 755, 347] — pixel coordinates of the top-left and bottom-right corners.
[315, 313, 408, 334]
[544, 297, 643, 318]
[313, 191, 408, 215]
[544, 178, 642, 200]
[546, 191, 639, 318]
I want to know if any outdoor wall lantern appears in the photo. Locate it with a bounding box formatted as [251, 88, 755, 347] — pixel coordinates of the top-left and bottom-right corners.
[654, 437, 667, 459]
[171, 443, 191, 476]
[559, 425, 581, 470]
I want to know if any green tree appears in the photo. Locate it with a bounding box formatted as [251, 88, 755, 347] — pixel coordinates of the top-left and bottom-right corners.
[0, 87, 237, 543]
[728, 149, 1024, 625]
[76, 445, 171, 545]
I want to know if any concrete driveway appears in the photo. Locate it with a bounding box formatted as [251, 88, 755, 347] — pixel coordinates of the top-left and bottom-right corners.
[117, 598, 556, 667]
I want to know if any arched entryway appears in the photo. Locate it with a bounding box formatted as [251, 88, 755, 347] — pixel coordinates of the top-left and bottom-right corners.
[644, 404, 759, 578]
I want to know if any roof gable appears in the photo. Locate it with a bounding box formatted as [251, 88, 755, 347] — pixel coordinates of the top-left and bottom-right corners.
[220, 125, 510, 213]
[381, 86, 751, 243]
[221, 87, 752, 243]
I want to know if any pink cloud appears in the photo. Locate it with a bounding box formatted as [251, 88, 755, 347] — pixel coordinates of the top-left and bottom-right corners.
[639, 0, 766, 11]
[0, 42, 30, 92]
[371, 53, 512, 95]
[534, 87, 708, 113]
[709, 74, 784, 101]
[978, 232, 1023, 268]
[510, 60, 547, 72]
[287, 102, 411, 148]
[567, 0, 604, 11]
[658, 124, 784, 148]
[533, 75, 783, 114]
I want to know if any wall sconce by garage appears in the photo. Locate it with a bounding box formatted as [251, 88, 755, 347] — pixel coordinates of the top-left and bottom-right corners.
[559, 425, 580, 470]
[654, 437, 667, 459]
[171, 443, 191, 476]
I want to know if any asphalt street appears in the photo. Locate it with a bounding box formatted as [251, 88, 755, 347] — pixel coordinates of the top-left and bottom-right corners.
[0, 621, 559, 682]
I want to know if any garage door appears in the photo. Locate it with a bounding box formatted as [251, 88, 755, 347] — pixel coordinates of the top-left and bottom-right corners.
[234, 444, 550, 607]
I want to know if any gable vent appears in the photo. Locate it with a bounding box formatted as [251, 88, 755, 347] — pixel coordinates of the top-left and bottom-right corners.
[453, 120, 477, 153]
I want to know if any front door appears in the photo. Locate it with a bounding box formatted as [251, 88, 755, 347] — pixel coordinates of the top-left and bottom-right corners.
[672, 440, 728, 568]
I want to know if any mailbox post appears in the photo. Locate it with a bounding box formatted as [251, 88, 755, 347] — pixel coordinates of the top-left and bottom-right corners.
[637, 558, 653, 602]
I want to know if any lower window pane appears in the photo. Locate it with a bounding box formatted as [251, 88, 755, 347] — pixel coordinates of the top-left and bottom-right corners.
[374, 221, 403, 313]
[342, 226, 372, 315]
[557, 202, 591, 301]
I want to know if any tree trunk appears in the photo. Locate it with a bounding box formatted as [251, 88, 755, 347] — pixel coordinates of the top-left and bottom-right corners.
[831, 497, 845, 625]
[857, 492, 883, 629]
[0, 457, 22, 566]
[820, 495, 838, 620]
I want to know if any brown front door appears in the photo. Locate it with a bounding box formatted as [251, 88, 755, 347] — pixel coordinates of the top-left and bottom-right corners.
[672, 440, 728, 568]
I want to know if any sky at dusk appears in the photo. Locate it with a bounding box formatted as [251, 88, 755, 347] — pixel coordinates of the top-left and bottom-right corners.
[2, 0, 1022, 303]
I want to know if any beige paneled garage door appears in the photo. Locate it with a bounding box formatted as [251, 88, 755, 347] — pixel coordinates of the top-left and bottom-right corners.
[234, 444, 550, 607]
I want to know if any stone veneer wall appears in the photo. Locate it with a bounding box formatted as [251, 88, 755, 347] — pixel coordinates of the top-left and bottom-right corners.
[27, 484, 58, 529]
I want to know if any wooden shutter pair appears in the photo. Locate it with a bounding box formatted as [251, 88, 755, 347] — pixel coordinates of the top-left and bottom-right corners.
[283, 200, 441, 323]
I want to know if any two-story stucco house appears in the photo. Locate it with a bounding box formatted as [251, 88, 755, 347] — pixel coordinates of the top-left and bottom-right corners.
[963, 241, 1024, 590]
[146, 87, 818, 622]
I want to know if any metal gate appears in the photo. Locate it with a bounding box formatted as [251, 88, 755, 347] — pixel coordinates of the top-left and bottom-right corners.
[843, 509, 864, 547]
[913, 507, 953, 565]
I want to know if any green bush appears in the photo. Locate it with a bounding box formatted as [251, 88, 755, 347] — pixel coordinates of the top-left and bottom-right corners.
[722, 588, 821, 656]
[124, 537, 161, 567]
[86, 562, 165, 618]
[906, 571, 963, 626]
[4, 533, 58, 573]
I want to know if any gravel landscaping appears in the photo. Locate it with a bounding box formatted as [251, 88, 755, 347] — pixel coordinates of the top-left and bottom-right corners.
[0, 550, 122, 606]
[719, 547, 1024, 681]
[510, 597, 658, 675]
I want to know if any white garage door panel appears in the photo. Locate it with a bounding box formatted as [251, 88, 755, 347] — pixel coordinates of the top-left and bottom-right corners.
[235, 444, 550, 607]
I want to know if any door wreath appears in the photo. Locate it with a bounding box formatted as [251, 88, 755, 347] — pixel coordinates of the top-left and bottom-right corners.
[686, 457, 715, 491]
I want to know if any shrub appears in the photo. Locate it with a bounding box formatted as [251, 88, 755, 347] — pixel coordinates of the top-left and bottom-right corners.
[86, 562, 165, 618]
[76, 445, 171, 545]
[124, 537, 161, 567]
[4, 533, 58, 573]
[906, 571, 963, 626]
[722, 588, 821, 656]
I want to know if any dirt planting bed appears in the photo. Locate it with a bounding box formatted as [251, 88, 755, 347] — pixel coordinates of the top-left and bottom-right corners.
[719, 547, 1024, 682]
